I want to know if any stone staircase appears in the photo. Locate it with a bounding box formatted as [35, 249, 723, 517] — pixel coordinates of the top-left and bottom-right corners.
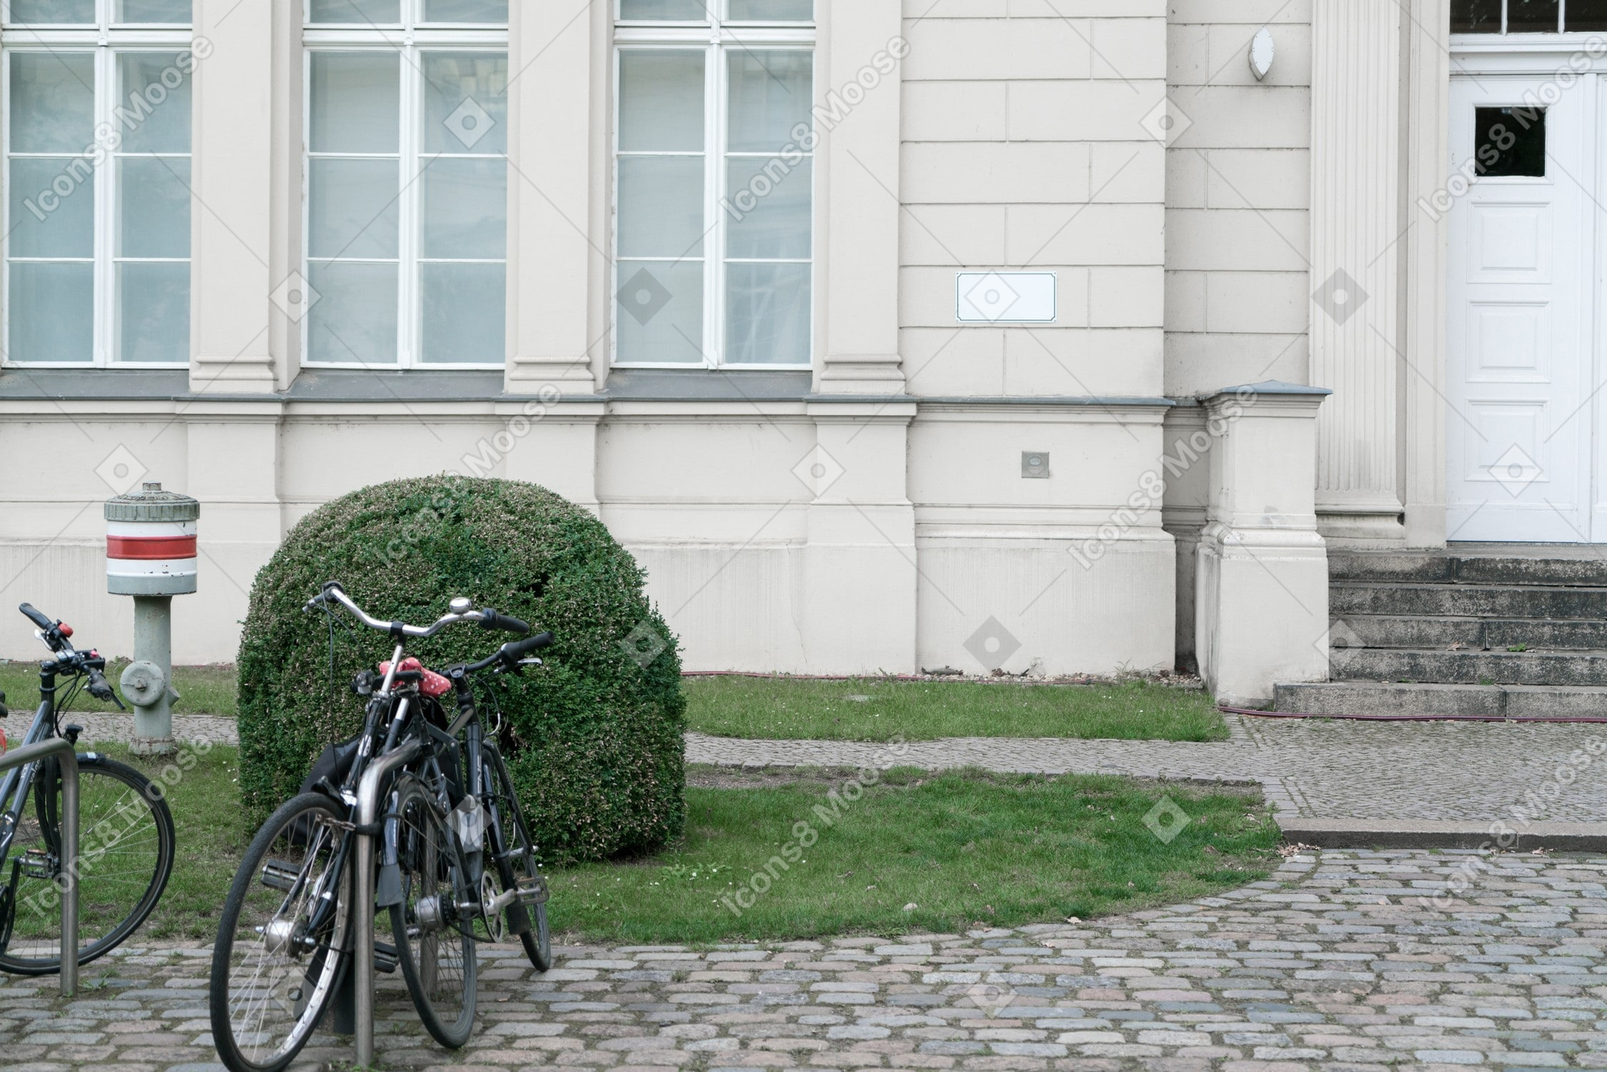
[1274, 546, 1607, 718]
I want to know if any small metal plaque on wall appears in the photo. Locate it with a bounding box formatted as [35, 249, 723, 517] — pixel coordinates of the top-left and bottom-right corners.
[956, 271, 1057, 324]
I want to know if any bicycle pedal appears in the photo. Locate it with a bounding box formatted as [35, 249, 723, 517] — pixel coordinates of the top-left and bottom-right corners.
[259, 859, 299, 892]
[517, 875, 549, 904]
[374, 940, 398, 974]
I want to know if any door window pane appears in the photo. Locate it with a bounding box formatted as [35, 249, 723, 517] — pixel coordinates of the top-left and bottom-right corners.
[307, 261, 399, 363]
[309, 158, 401, 259]
[616, 260, 703, 362]
[619, 51, 705, 151]
[10, 53, 94, 151]
[421, 157, 506, 259]
[117, 52, 192, 153]
[307, 0, 400, 23]
[726, 262, 808, 364]
[618, 0, 708, 19]
[117, 262, 188, 362]
[727, 50, 811, 152]
[118, 157, 191, 257]
[728, 0, 811, 19]
[10, 262, 93, 361]
[118, 0, 191, 21]
[1475, 106, 1546, 177]
[422, 262, 504, 362]
[9, 157, 94, 257]
[1450, 0, 1501, 30]
[310, 52, 400, 153]
[1507, 0, 1559, 31]
[423, 53, 508, 153]
[423, 0, 506, 21]
[6, 0, 94, 22]
[619, 156, 705, 258]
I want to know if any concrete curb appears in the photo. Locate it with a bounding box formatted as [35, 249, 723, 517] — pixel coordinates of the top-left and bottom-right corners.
[1279, 817, 1607, 851]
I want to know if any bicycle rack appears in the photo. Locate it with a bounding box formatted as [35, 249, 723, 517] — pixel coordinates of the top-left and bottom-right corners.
[349, 739, 419, 1067]
[0, 739, 78, 995]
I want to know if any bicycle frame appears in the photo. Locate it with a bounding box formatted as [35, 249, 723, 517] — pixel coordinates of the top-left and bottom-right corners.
[0, 664, 70, 877]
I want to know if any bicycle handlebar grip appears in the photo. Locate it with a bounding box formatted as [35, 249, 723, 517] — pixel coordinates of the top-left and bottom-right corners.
[504, 632, 554, 659]
[18, 602, 54, 630]
[480, 609, 531, 635]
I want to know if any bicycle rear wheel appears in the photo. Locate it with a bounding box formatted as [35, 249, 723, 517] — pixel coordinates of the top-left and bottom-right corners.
[480, 743, 551, 971]
[0, 753, 175, 975]
[209, 793, 351, 1072]
[390, 775, 477, 1048]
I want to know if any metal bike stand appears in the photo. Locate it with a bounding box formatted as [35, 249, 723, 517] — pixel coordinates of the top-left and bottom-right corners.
[0, 739, 78, 995]
[351, 740, 419, 1067]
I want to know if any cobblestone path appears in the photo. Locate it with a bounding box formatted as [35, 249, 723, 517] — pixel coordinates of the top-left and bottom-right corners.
[2, 850, 1603, 1072]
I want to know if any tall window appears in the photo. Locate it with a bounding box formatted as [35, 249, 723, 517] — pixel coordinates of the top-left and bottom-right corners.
[3, 0, 193, 366]
[614, 1, 814, 368]
[304, 0, 508, 368]
[1452, 0, 1607, 33]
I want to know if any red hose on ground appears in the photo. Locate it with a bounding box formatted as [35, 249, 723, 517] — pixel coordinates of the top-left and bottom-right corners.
[1220, 705, 1607, 724]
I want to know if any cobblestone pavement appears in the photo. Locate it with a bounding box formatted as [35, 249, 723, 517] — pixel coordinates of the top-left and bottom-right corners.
[71, 714, 239, 750]
[3, 850, 1603, 1072]
[687, 717, 1607, 824]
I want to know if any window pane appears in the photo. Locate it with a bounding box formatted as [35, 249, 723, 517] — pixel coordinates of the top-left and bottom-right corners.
[8, 157, 93, 257]
[307, 0, 400, 23]
[1450, 0, 1501, 30]
[1475, 106, 1546, 176]
[118, 53, 192, 153]
[421, 263, 505, 363]
[9, 262, 92, 362]
[307, 261, 398, 363]
[1508, 0, 1560, 31]
[728, 0, 812, 19]
[616, 260, 702, 362]
[119, 157, 191, 258]
[423, 52, 508, 154]
[726, 262, 808, 364]
[422, 157, 506, 260]
[117, 262, 189, 363]
[1567, 0, 1607, 30]
[619, 156, 704, 258]
[6, 0, 94, 22]
[308, 158, 400, 259]
[310, 53, 400, 154]
[423, 0, 507, 21]
[10, 53, 94, 152]
[727, 51, 812, 153]
[619, 51, 704, 152]
[618, 0, 708, 19]
[118, 0, 192, 21]
[726, 157, 809, 259]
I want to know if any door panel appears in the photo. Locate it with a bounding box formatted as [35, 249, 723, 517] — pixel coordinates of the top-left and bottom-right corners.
[1447, 76, 1594, 542]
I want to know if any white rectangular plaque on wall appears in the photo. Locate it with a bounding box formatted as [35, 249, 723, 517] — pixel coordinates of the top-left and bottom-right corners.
[955, 271, 1057, 324]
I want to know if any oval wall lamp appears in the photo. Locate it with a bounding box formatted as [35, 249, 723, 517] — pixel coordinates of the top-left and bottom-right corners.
[1249, 26, 1275, 81]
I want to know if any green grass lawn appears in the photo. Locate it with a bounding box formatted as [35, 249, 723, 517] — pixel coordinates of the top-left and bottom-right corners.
[0, 660, 237, 718]
[684, 675, 1227, 742]
[550, 767, 1277, 944]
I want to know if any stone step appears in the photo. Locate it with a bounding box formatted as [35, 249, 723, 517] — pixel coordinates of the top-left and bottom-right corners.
[1331, 582, 1607, 620]
[1330, 548, 1607, 587]
[1331, 647, 1607, 687]
[1336, 615, 1607, 650]
[1273, 680, 1607, 718]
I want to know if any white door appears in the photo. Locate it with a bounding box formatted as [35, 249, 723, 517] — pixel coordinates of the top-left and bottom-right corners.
[1447, 74, 1595, 542]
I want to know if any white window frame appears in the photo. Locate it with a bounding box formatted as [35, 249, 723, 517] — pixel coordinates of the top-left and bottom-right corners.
[1, 0, 193, 369]
[613, 3, 816, 370]
[302, 0, 508, 370]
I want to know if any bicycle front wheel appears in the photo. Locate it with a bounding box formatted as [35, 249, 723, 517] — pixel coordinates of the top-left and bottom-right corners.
[209, 793, 351, 1072]
[390, 775, 477, 1048]
[480, 743, 551, 971]
[0, 753, 175, 975]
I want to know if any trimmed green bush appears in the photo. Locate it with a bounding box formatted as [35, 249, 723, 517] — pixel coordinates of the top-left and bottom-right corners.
[236, 475, 685, 865]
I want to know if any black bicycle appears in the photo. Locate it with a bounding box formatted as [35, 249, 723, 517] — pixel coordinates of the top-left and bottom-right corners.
[209, 583, 553, 1072]
[0, 603, 175, 975]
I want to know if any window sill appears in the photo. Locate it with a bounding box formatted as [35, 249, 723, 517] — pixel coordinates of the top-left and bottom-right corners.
[602, 368, 813, 402]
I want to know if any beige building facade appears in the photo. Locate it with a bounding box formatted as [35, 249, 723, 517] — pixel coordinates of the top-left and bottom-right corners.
[0, 0, 1572, 705]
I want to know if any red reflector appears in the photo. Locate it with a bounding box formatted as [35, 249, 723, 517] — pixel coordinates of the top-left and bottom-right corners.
[59, 624, 72, 637]
[106, 535, 198, 560]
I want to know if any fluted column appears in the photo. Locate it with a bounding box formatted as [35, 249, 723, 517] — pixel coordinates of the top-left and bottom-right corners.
[1310, 0, 1404, 542]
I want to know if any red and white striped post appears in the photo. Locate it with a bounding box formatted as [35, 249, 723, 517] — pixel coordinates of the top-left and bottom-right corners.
[105, 483, 200, 756]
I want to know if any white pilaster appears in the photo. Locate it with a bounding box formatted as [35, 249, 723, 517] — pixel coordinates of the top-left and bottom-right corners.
[1310, 1, 1404, 542]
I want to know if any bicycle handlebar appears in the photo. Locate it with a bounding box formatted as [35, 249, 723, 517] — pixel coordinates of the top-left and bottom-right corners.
[18, 602, 53, 632]
[306, 582, 534, 641]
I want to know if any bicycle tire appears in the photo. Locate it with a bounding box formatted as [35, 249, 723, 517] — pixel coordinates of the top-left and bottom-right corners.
[209, 793, 352, 1072]
[480, 743, 551, 971]
[0, 753, 175, 975]
[390, 775, 477, 1048]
